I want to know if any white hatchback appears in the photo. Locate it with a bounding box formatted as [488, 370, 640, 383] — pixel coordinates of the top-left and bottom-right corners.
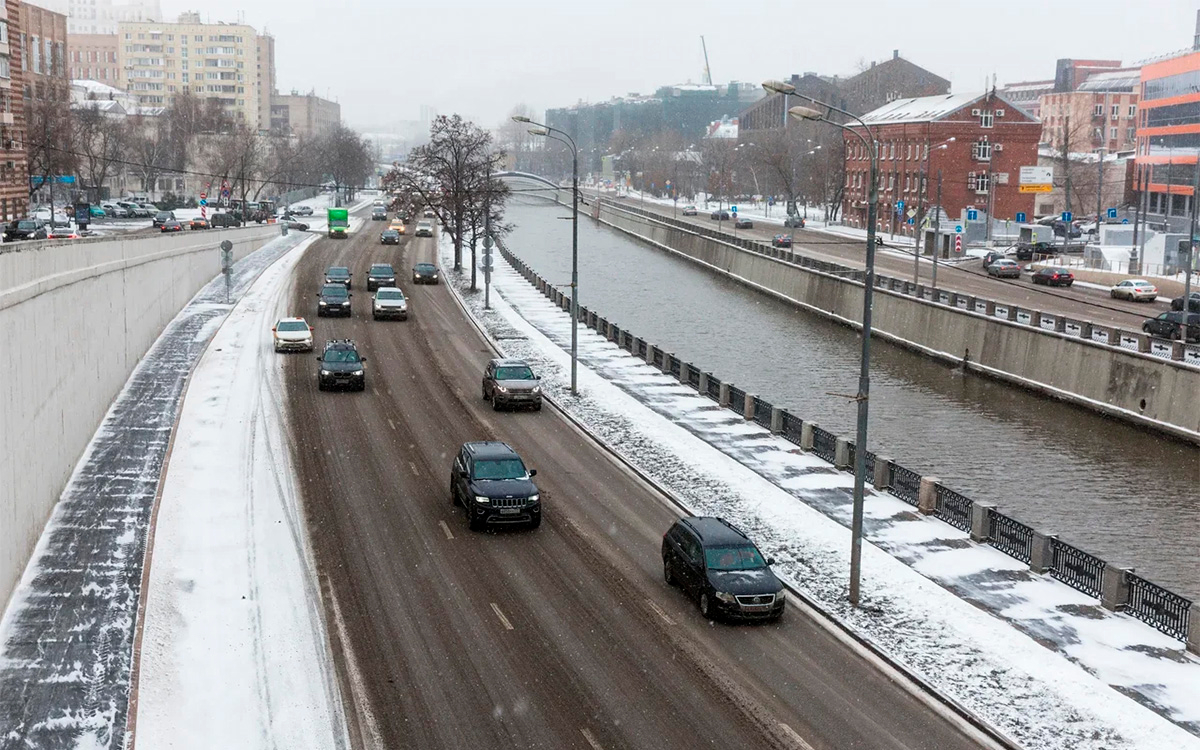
[272, 317, 315, 352]
[1109, 279, 1158, 302]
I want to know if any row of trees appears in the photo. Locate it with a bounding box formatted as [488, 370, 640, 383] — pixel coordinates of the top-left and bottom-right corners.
[26, 90, 377, 208]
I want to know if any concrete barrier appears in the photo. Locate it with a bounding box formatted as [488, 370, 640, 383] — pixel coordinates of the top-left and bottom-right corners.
[0, 225, 278, 611]
[597, 202, 1200, 444]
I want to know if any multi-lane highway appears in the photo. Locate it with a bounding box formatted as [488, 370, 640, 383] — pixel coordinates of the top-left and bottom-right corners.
[280, 205, 994, 749]
[601, 194, 1177, 331]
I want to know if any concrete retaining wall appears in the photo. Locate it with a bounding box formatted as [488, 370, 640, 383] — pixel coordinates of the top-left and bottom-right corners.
[0, 225, 279, 609]
[598, 203, 1200, 444]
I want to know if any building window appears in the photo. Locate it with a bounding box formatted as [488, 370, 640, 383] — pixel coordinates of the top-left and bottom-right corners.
[972, 139, 992, 161]
[1110, 127, 1118, 139]
[1127, 127, 1136, 141]
[1128, 104, 1137, 118]
[975, 172, 990, 194]
[1093, 104, 1103, 117]
[1111, 104, 1119, 118]
[980, 110, 994, 128]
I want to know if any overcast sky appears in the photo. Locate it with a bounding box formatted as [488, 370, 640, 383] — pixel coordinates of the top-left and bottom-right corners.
[166, 0, 1200, 131]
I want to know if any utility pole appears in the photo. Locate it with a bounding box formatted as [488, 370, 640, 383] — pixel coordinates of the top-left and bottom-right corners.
[1186, 162, 1197, 341]
[1095, 150, 1105, 242]
[483, 158, 493, 310]
[1061, 116, 1071, 255]
[932, 169, 942, 289]
[1131, 164, 1143, 275]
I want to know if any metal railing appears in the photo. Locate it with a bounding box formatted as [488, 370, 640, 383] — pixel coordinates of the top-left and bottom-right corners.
[811, 426, 837, 463]
[728, 385, 747, 413]
[1049, 539, 1105, 598]
[669, 355, 682, 378]
[687, 366, 701, 388]
[705, 373, 721, 401]
[652, 348, 665, 368]
[1126, 573, 1191, 641]
[934, 485, 973, 532]
[986, 509, 1034, 563]
[752, 397, 772, 429]
[781, 411, 804, 447]
[887, 463, 921, 506]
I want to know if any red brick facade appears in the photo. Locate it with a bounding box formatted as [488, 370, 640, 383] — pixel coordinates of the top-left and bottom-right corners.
[841, 94, 1042, 236]
[0, 0, 30, 222]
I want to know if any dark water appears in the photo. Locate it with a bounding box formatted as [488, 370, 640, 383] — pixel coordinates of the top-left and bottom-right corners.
[505, 198, 1200, 600]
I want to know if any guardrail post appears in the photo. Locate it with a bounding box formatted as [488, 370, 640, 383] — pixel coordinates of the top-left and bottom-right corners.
[1029, 310, 1042, 328]
[770, 407, 784, 434]
[719, 382, 731, 408]
[946, 292, 958, 307]
[917, 477, 939, 515]
[1137, 334, 1152, 354]
[606, 322, 617, 341]
[743, 392, 755, 420]
[800, 421, 816, 451]
[645, 342, 656, 366]
[873, 456, 892, 490]
[698, 371, 709, 396]
[984, 300, 996, 316]
[1079, 321, 1093, 340]
[1054, 316, 1067, 333]
[1030, 532, 1057, 574]
[1006, 306, 1019, 322]
[834, 438, 851, 470]
[679, 361, 691, 384]
[915, 283, 926, 299]
[963, 295, 976, 311]
[663, 352, 675, 375]
[1172, 341, 1187, 361]
[970, 502, 996, 542]
[1189, 620, 1200, 656]
[1101, 564, 1134, 611]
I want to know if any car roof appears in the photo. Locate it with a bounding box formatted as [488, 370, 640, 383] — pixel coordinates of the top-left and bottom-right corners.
[375, 286, 403, 293]
[277, 316, 308, 324]
[463, 441, 520, 460]
[323, 339, 358, 350]
[491, 357, 530, 367]
[415, 261, 436, 267]
[678, 516, 751, 546]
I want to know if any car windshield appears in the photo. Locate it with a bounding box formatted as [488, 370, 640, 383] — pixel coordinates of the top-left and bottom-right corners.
[496, 366, 535, 380]
[472, 458, 528, 480]
[370, 265, 394, 274]
[17, 220, 36, 229]
[416, 264, 436, 272]
[383, 231, 397, 237]
[377, 290, 404, 300]
[705, 546, 767, 571]
[327, 268, 350, 278]
[277, 321, 308, 332]
[322, 285, 348, 297]
[323, 349, 360, 363]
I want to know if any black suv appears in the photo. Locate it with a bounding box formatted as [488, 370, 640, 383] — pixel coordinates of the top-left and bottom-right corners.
[316, 340, 366, 391]
[662, 517, 784, 622]
[1143, 311, 1200, 342]
[325, 266, 352, 289]
[316, 283, 352, 317]
[367, 263, 396, 291]
[1170, 292, 1200, 313]
[450, 441, 541, 530]
[371, 207, 388, 221]
[482, 358, 542, 411]
[4, 218, 48, 241]
[210, 212, 238, 228]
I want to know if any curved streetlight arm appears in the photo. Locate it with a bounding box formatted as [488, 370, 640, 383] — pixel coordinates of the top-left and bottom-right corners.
[518, 116, 578, 156]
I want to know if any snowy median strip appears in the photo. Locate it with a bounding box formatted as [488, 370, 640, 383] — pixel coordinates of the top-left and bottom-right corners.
[132, 234, 349, 750]
[439, 232, 1200, 750]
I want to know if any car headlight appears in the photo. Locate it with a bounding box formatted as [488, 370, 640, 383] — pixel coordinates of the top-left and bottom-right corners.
[528, 494, 539, 503]
[474, 495, 489, 504]
[531, 386, 541, 394]
[352, 369, 364, 376]
[319, 301, 328, 305]
[320, 369, 331, 376]
[715, 592, 737, 604]
[497, 385, 507, 393]
[432, 274, 438, 279]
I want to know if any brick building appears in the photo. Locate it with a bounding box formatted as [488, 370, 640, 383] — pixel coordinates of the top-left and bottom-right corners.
[19, 2, 67, 99]
[1040, 68, 1139, 153]
[67, 32, 118, 82]
[841, 92, 1041, 238]
[0, 0, 30, 222]
[998, 80, 1054, 119]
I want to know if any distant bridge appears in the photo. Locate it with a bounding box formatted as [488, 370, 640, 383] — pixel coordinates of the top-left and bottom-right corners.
[495, 171, 568, 203]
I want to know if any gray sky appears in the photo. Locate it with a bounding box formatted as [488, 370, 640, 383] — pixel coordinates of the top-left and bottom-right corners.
[168, 0, 1200, 131]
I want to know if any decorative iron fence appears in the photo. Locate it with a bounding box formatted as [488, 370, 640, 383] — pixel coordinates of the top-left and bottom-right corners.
[752, 397, 772, 429]
[1126, 573, 1191, 641]
[781, 411, 803, 446]
[728, 385, 747, 413]
[887, 463, 921, 506]
[934, 485, 973, 532]
[687, 366, 701, 388]
[652, 348, 665, 368]
[1049, 539, 1105, 598]
[811, 426, 837, 463]
[705, 374, 721, 401]
[986, 509, 1034, 563]
[670, 356, 682, 378]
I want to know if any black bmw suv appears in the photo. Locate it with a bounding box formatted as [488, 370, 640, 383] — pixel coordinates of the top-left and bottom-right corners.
[367, 263, 396, 291]
[316, 339, 366, 391]
[316, 283, 352, 317]
[662, 517, 784, 622]
[450, 441, 541, 530]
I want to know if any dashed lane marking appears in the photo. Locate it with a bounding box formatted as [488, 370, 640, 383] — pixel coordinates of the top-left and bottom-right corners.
[387, 418, 396, 431]
[438, 520, 454, 540]
[490, 602, 514, 631]
[645, 599, 676, 626]
[409, 461, 420, 476]
[580, 728, 604, 749]
[779, 723, 817, 750]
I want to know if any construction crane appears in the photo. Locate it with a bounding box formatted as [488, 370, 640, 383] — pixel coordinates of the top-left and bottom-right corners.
[701, 36, 712, 86]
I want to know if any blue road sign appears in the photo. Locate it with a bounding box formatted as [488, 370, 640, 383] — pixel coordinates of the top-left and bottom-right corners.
[1107, 207, 1118, 219]
[1122, 218, 1130, 224]
[1016, 211, 1027, 223]
[199, 198, 208, 206]
[1061, 211, 1073, 222]
[954, 225, 963, 233]
[967, 208, 979, 221]
[730, 205, 738, 213]
[896, 200, 905, 210]
[907, 217, 915, 225]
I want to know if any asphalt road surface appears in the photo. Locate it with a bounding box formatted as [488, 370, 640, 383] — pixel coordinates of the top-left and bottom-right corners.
[597, 193, 1173, 331]
[281, 207, 991, 750]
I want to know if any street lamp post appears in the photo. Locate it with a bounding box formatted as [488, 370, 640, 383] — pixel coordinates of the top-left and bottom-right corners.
[515, 115, 580, 395]
[763, 80, 878, 607]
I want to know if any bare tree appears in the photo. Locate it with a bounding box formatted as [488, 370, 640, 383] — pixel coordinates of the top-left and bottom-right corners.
[701, 138, 738, 208]
[25, 95, 76, 205]
[126, 114, 176, 198]
[318, 123, 374, 201]
[74, 105, 128, 203]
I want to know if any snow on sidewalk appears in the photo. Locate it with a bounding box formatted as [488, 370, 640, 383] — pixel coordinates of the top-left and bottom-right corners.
[441, 233, 1200, 750]
[133, 235, 349, 750]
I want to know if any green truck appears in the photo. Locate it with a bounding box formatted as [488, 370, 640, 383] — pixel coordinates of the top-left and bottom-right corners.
[327, 207, 349, 239]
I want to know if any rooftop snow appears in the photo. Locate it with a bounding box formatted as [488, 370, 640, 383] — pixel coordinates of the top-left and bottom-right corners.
[861, 92, 991, 125]
[1077, 69, 1141, 92]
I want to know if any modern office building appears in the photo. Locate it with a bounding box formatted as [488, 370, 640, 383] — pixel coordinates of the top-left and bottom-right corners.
[1136, 45, 1200, 232]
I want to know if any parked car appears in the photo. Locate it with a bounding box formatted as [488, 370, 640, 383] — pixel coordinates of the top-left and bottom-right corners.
[316, 339, 366, 391]
[1170, 292, 1200, 312]
[210, 212, 238, 228]
[88, 205, 107, 218]
[1015, 241, 1056, 261]
[734, 217, 753, 229]
[1031, 266, 1074, 286]
[710, 210, 730, 221]
[316, 283, 352, 317]
[412, 262, 439, 284]
[102, 203, 130, 218]
[1050, 220, 1081, 239]
[4, 218, 48, 241]
[662, 516, 784, 622]
[324, 266, 352, 289]
[481, 358, 542, 411]
[681, 205, 698, 216]
[986, 259, 1022, 278]
[153, 210, 176, 228]
[783, 216, 806, 228]
[450, 441, 541, 530]
[1109, 279, 1158, 302]
[372, 287, 408, 320]
[272, 317, 314, 352]
[33, 207, 70, 226]
[1142, 311, 1200, 342]
[772, 234, 792, 248]
[189, 217, 210, 230]
[138, 203, 159, 216]
[118, 201, 149, 218]
[160, 219, 184, 233]
[366, 263, 397, 291]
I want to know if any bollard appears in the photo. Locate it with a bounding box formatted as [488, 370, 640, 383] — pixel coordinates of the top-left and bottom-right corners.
[645, 343, 656, 366]
[833, 438, 851, 470]
[1054, 316, 1067, 333]
[1101, 563, 1134, 612]
[873, 456, 892, 491]
[1172, 341, 1187, 361]
[698, 371, 710, 397]
[743, 392, 755, 421]
[1080, 321, 1093, 340]
[946, 292, 958, 307]
[1006, 306, 1019, 322]
[917, 477, 939, 515]
[800, 421, 816, 452]
[1137, 333, 1152, 354]
[718, 382, 731, 408]
[984, 300, 996, 316]
[963, 295, 976, 311]
[915, 284, 926, 299]
[770, 407, 784, 434]
[970, 502, 996, 542]
[1030, 532, 1057, 574]
[679, 361, 691, 385]
[1029, 310, 1042, 328]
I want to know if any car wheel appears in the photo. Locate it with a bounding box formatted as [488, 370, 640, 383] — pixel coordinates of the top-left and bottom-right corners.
[1064, 281, 1073, 287]
[534, 402, 542, 412]
[663, 559, 675, 586]
[491, 392, 500, 411]
[528, 514, 541, 530]
[1110, 290, 1118, 299]
[482, 384, 489, 400]
[466, 506, 483, 531]
[451, 482, 459, 506]
[317, 381, 326, 391]
[699, 592, 712, 619]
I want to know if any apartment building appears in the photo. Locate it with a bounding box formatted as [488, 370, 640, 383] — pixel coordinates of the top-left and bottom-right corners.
[30, 0, 159, 35]
[1040, 68, 1140, 153]
[270, 90, 340, 138]
[67, 32, 118, 82]
[116, 12, 274, 129]
[18, 1, 68, 100]
[0, 0, 30, 221]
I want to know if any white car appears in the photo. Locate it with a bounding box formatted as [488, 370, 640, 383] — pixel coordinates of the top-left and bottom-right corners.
[272, 317, 315, 352]
[1110, 279, 1158, 302]
[414, 220, 434, 237]
[372, 287, 408, 320]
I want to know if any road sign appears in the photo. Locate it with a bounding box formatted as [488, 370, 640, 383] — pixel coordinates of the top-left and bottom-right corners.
[730, 205, 738, 214]
[1019, 184, 1053, 193]
[1016, 211, 1027, 223]
[1121, 218, 1130, 224]
[906, 208, 917, 218]
[1107, 207, 1118, 219]
[955, 234, 962, 253]
[967, 208, 979, 221]
[896, 200, 905, 210]
[906, 218, 915, 225]
[954, 224, 963, 233]
[1061, 211, 1073, 222]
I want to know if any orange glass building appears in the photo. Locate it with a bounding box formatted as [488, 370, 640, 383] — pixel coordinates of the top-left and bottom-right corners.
[1137, 50, 1200, 229]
